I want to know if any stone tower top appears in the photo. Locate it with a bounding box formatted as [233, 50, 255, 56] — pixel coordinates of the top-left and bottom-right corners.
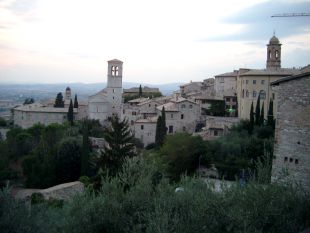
[266, 35, 281, 70]
[107, 59, 123, 88]
[65, 86, 71, 100]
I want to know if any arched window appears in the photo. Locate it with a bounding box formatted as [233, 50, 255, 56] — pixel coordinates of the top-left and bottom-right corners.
[242, 89, 245, 98]
[275, 50, 279, 59]
[246, 90, 249, 98]
[268, 50, 271, 59]
[253, 91, 256, 98]
[111, 66, 119, 76]
[259, 90, 266, 100]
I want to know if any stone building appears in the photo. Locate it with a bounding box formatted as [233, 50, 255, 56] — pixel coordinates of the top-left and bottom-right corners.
[214, 70, 238, 99]
[271, 71, 310, 190]
[237, 36, 301, 120]
[88, 59, 123, 123]
[134, 116, 158, 147]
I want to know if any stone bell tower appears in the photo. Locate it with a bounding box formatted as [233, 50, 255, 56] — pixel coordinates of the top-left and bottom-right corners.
[106, 59, 123, 116]
[266, 34, 281, 70]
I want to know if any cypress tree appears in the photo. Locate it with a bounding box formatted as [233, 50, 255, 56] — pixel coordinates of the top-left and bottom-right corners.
[139, 84, 142, 98]
[67, 99, 74, 126]
[155, 115, 162, 148]
[249, 101, 254, 134]
[54, 92, 64, 108]
[267, 99, 274, 127]
[161, 106, 167, 139]
[74, 94, 79, 108]
[255, 95, 261, 125]
[260, 101, 265, 126]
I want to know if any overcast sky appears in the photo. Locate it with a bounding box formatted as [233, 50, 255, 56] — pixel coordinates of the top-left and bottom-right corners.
[0, 0, 309, 84]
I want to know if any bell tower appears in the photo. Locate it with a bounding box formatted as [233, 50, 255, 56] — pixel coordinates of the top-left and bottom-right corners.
[266, 34, 281, 70]
[106, 59, 123, 116]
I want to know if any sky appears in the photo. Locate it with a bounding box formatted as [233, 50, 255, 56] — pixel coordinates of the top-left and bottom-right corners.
[0, 0, 309, 84]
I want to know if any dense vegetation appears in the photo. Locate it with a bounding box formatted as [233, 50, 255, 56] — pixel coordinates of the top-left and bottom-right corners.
[1, 156, 309, 233]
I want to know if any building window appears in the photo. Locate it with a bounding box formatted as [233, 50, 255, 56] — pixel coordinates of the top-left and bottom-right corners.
[171, 114, 173, 119]
[253, 80, 256, 84]
[132, 112, 136, 116]
[246, 90, 249, 98]
[246, 80, 249, 84]
[253, 91, 257, 98]
[259, 90, 266, 100]
[214, 130, 218, 136]
[272, 93, 275, 100]
[111, 66, 119, 76]
[295, 159, 299, 164]
[113, 89, 115, 93]
[284, 157, 288, 162]
[269, 50, 271, 59]
[261, 80, 265, 85]
[149, 104, 151, 107]
[226, 98, 230, 102]
[123, 109, 125, 114]
[131, 120, 134, 125]
[181, 114, 184, 119]
[275, 50, 279, 59]
[183, 126, 186, 132]
[226, 105, 230, 109]
[181, 104, 186, 108]
[289, 158, 293, 163]
[169, 125, 173, 133]
[189, 105, 193, 109]
[141, 125, 144, 130]
[113, 96, 114, 99]
[242, 89, 245, 98]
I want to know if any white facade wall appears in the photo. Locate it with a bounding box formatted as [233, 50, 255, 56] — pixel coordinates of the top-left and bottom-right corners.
[215, 76, 237, 98]
[134, 121, 157, 147]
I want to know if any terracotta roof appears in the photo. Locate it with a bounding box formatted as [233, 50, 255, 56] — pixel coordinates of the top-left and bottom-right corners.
[128, 97, 149, 103]
[240, 68, 300, 76]
[214, 70, 238, 77]
[14, 103, 77, 113]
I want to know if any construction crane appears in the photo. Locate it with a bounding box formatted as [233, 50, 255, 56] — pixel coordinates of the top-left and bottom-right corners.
[271, 13, 310, 17]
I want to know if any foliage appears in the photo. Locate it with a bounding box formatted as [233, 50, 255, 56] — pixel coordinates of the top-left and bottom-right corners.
[155, 107, 167, 148]
[123, 92, 162, 103]
[159, 133, 207, 181]
[67, 99, 74, 126]
[23, 98, 34, 105]
[260, 101, 265, 125]
[73, 94, 79, 108]
[139, 84, 142, 97]
[99, 116, 136, 176]
[255, 94, 261, 126]
[267, 99, 275, 128]
[81, 119, 91, 176]
[0, 117, 7, 127]
[1, 156, 310, 233]
[54, 92, 64, 108]
[249, 101, 254, 134]
[207, 100, 226, 116]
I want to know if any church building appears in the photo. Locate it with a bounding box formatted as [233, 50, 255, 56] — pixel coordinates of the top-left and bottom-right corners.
[88, 59, 123, 123]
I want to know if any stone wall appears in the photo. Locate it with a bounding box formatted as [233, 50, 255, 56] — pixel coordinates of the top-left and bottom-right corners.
[271, 75, 310, 190]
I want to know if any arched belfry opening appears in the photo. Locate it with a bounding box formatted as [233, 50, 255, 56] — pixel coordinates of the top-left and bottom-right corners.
[266, 34, 281, 70]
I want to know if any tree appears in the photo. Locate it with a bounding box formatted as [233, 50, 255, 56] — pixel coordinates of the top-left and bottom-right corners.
[255, 95, 261, 126]
[54, 92, 64, 108]
[161, 106, 167, 139]
[249, 101, 254, 134]
[260, 101, 265, 126]
[74, 94, 79, 108]
[100, 116, 135, 176]
[155, 116, 163, 148]
[23, 98, 34, 105]
[139, 84, 142, 98]
[81, 120, 91, 176]
[67, 99, 74, 126]
[267, 99, 274, 128]
[160, 133, 207, 181]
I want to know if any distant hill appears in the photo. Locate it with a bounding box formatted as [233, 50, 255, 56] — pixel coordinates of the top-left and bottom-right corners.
[0, 82, 184, 103]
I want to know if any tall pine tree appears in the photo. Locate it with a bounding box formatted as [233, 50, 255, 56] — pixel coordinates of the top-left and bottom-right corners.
[255, 95, 261, 125]
[249, 101, 254, 134]
[260, 101, 265, 126]
[74, 94, 79, 108]
[267, 99, 274, 128]
[100, 116, 135, 176]
[67, 99, 74, 126]
[161, 106, 167, 140]
[54, 92, 64, 108]
[155, 115, 163, 148]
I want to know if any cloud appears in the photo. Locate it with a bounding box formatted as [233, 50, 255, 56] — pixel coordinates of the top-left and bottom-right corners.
[203, 0, 310, 41]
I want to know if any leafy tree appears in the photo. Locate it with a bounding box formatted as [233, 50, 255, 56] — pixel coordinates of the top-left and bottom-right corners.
[56, 137, 82, 183]
[100, 116, 136, 176]
[81, 120, 91, 176]
[208, 100, 226, 116]
[249, 101, 254, 134]
[267, 99, 274, 128]
[67, 99, 74, 126]
[260, 101, 265, 125]
[74, 94, 79, 108]
[139, 84, 142, 98]
[54, 92, 64, 108]
[160, 106, 167, 138]
[255, 95, 261, 125]
[160, 133, 207, 181]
